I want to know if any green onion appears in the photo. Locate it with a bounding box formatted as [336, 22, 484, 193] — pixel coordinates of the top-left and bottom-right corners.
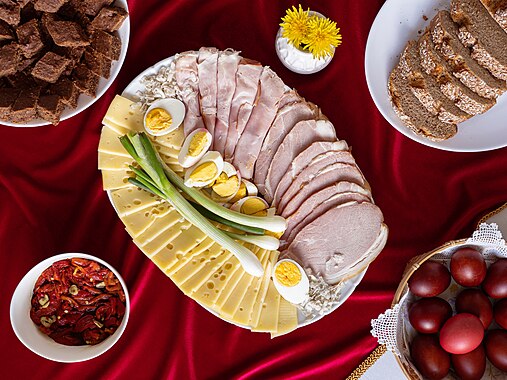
[224, 231, 280, 251]
[120, 133, 264, 277]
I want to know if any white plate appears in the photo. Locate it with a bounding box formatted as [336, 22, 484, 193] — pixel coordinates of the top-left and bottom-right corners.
[365, 0, 507, 152]
[115, 55, 369, 329]
[10, 252, 130, 362]
[5, 0, 130, 127]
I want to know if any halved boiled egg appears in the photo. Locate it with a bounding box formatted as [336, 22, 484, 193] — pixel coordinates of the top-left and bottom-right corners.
[144, 98, 185, 136]
[211, 163, 241, 202]
[184, 151, 224, 188]
[231, 196, 269, 216]
[178, 128, 213, 168]
[229, 180, 259, 204]
[272, 259, 309, 304]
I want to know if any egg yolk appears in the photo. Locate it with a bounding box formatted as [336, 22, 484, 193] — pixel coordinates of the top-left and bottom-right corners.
[146, 108, 173, 132]
[188, 131, 209, 157]
[212, 173, 240, 197]
[189, 162, 218, 182]
[229, 182, 247, 203]
[275, 262, 302, 287]
[241, 198, 267, 215]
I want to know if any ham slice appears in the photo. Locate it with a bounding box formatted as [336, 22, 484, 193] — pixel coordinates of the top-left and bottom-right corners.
[280, 162, 366, 217]
[232, 67, 286, 179]
[224, 58, 263, 160]
[175, 51, 205, 136]
[214, 50, 241, 155]
[277, 89, 301, 108]
[282, 202, 384, 284]
[197, 47, 219, 138]
[254, 100, 317, 195]
[264, 120, 337, 203]
[277, 150, 357, 213]
[270, 139, 348, 206]
[282, 191, 371, 248]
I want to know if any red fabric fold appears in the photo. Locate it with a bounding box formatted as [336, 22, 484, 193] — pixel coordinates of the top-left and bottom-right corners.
[2, 1, 506, 379]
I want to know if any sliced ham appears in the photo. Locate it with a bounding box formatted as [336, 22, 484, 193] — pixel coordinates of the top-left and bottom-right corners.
[213, 50, 241, 155]
[282, 191, 371, 248]
[232, 67, 286, 179]
[197, 47, 219, 138]
[277, 150, 357, 213]
[175, 51, 205, 136]
[254, 100, 317, 195]
[281, 162, 366, 217]
[282, 202, 384, 284]
[277, 89, 301, 108]
[224, 58, 263, 160]
[270, 140, 348, 206]
[264, 119, 337, 203]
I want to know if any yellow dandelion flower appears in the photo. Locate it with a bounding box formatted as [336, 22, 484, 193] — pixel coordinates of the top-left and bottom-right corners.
[280, 5, 310, 47]
[303, 16, 342, 59]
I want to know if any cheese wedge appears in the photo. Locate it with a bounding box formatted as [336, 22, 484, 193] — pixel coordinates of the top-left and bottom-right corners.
[152, 128, 185, 150]
[110, 186, 163, 217]
[154, 143, 180, 159]
[98, 125, 131, 158]
[102, 169, 134, 190]
[252, 281, 281, 333]
[271, 298, 299, 338]
[98, 152, 136, 171]
[249, 250, 279, 328]
[102, 95, 144, 132]
[166, 237, 215, 277]
[120, 203, 173, 238]
[135, 217, 190, 254]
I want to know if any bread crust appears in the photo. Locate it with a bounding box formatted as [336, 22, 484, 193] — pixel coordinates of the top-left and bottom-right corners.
[479, 0, 507, 33]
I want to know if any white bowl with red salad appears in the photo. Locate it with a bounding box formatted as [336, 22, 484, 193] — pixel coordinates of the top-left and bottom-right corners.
[10, 252, 130, 362]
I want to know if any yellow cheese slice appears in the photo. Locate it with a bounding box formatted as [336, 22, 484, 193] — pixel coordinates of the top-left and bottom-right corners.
[151, 128, 185, 150]
[251, 281, 281, 333]
[220, 249, 269, 318]
[135, 213, 190, 252]
[233, 251, 274, 326]
[120, 203, 173, 238]
[98, 152, 136, 171]
[166, 236, 215, 277]
[110, 186, 163, 217]
[102, 169, 133, 190]
[98, 125, 131, 158]
[102, 95, 144, 132]
[154, 143, 180, 159]
[186, 255, 242, 306]
[249, 250, 279, 328]
[271, 298, 299, 338]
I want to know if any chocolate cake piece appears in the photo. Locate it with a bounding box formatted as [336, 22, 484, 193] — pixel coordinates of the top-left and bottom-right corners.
[72, 63, 98, 96]
[53, 45, 85, 74]
[17, 0, 31, 7]
[16, 19, 44, 58]
[0, 87, 19, 118]
[17, 52, 39, 71]
[37, 94, 63, 124]
[46, 20, 89, 47]
[10, 86, 40, 123]
[6, 70, 35, 87]
[91, 30, 119, 60]
[0, 0, 20, 25]
[0, 43, 20, 77]
[81, 0, 113, 17]
[48, 76, 79, 107]
[89, 6, 127, 32]
[83, 47, 111, 78]
[31, 51, 70, 82]
[34, 0, 68, 13]
[0, 19, 13, 41]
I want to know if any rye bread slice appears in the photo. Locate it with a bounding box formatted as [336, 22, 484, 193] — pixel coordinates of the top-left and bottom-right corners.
[388, 66, 457, 140]
[418, 32, 495, 115]
[400, 40, 470, 122]
[479, 0, 507, 33]
[430, 10, 506, 98]
[451, 0, 507, 80]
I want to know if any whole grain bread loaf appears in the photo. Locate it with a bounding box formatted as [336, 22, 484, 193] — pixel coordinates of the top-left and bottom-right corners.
[388, 66, 458, 141]
[430, 10, 506, 98]
[400, 40, 471, 123]
[418, 32, 495, 115]
[451, 0, 507, 80]
[478, 0, 507, 35]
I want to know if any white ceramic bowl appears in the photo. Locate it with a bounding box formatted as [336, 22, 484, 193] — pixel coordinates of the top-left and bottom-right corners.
[4, 0, 130, 127]
[10, 253, 130, 362]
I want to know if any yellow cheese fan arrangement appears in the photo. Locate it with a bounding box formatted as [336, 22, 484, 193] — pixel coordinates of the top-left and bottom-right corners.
[280, 4, 342, 59]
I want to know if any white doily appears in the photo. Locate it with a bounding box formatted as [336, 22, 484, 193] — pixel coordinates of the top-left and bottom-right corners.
[370, 302, 402, 356]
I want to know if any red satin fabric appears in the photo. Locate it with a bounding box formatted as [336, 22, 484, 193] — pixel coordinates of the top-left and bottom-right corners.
[2, 1, 507, 379]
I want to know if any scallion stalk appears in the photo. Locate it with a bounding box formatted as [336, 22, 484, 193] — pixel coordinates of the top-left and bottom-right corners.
[224, 231, 280, 251]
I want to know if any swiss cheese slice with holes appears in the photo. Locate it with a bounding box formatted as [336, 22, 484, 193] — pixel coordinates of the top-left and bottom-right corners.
[249, 250, 279, 328]
[151, 129, 185, 151]
[120, 203, 173, 238]
[252, 281, 281, 333]
[98, 152, 136, 171]
[167, 237, 215, 277]
[102, 95, 144, 132]
[101, 168, 135, 190]
[98, 125, 131, 157]
[110, 186, 163, 217]
[133, 210, 185, 247]
[135, 218, 190, 255]
[153, 143, 180, 159]
[271, 298, 299, 338]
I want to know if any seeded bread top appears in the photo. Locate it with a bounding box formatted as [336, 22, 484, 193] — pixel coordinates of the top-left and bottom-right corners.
[479, 0, 507, 32]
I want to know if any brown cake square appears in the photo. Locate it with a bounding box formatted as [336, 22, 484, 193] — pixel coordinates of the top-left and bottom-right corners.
[84, 47, 111, 78]
[0, 43, 20, 77]
[0, 0, 20, 25]
[46, 20, 89, 47]
[34, 0, 68, 13]
[0, 87, 19, 118]
[10, 86, 40, 123]
[48, 76, 79, 107]
[90, 30, 119, 60]
[31, 51, 70, 83]
[72, 63, 98, 97]
[16, 19, 44, 58]
[0, 19, 13, 41]
[37, 94, 64, 124]
[80, 0, 113, 17]
[89, 6, 127, 32]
